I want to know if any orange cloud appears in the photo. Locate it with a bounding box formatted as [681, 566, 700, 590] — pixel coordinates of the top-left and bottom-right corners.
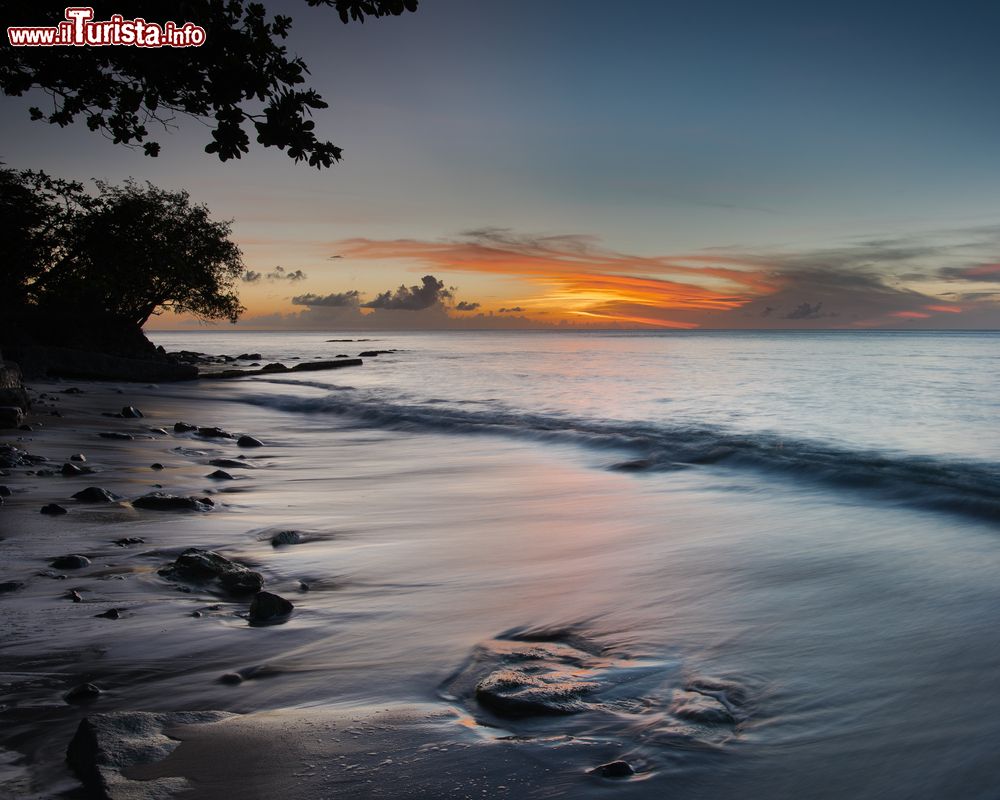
[924, 304, 962, 313]
[335, 232, 779, 327]
[891, 311, 931, 319]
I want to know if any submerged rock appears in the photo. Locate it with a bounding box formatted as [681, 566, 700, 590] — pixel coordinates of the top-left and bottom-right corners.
[248, 591, 294, 623]
[70, 453, 87, 462]
[358, 350, 396, 357]
[0, 485, 10, 496]
[113, 537, 144, 547]
[270, 530, 302, 546]
[208, 458, 249, 468]
[173, 421, 197, 433]
[94, 609, 121, 620]
[160, 548, 263, 594]
[197, 426, 234, 439]
[0, 580, 24, 593]
[98, 432, 133, 441]
[72, 487, 118, 503]
[207, 469, 233, 480]
[148, 427, 168, 436]
[236, 435, 263, 448]
[671, 691, 737, 725]
[41, 503, 68, 515]
[219, 672, 243, 685]
[120, 406, 143, 418]
[132, 493, 213, 512]
[150, 463, 164, 470]
[65, 683, 102, 703]
[589, 760, 635, 778]
[51, 555, 90, 569]
[61, 462, 84, 476]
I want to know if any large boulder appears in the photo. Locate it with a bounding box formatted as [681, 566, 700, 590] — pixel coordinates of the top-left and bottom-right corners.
[66, 711, 233, 800]
[0, 406, 23, 429]
[0, 351, 30, 415]
[9, 345, 198, 382]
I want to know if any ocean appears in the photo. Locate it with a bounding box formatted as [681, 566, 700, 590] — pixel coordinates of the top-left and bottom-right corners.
[139, 329, 1000, 797]
[6, 330, 1000, 798]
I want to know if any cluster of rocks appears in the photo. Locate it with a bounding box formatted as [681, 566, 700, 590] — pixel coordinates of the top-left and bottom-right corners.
[173, 421, 262, 447]
[201, 359, 363, 379]
[169, 351, 260, 365]
[158, 548, 293, 623]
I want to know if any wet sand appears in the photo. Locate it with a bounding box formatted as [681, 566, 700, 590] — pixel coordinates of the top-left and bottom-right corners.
[0, 381, 667, 798]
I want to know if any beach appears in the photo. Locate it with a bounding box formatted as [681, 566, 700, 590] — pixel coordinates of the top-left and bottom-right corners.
[3, 330, 1000, 799]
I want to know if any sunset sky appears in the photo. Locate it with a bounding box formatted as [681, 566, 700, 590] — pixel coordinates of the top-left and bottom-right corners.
[5, 0, 1000, 329]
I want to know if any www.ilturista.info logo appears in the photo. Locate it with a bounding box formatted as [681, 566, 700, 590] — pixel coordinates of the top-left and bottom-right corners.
[7, 7, 207, 48]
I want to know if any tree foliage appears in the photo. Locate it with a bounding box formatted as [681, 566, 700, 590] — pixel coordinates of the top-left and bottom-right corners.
[1, 1, 418, 168]
[1, 167, 245, 328]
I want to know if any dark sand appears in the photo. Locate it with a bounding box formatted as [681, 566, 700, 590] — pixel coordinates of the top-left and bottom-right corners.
[0, 382, 649, 799]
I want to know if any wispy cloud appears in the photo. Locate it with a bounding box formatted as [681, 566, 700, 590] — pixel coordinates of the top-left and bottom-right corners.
[327, 226, 1000, 328]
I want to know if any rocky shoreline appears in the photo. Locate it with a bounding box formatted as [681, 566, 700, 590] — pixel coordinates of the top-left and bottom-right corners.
[0, 369, 750, 799]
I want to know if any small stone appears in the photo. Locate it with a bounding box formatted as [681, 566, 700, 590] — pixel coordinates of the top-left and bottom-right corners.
[65, 683, 102, 703]
[70, 453, 87, 462]
[120, 406, 143, 418]
[174, 421, 197, 432]
[69, 590, 83, 602]
[133, 493, 213, 512]
[207, 470, 233, 480]
[148, 428, 168, 436]
[72, 487, 118, 503]
[0, 581, 24, 593]
[589, 761, 635, 778]
[41, 504, 68, 515]
[0, 485, 10, 497]
[248, 591, 294, 623]
[298, 580, 310, 592]
[18, 424, 33, 432]
[94, 609, 121, 620]
[98, 432, 133, 441]
[271, 530, 302, 546]
[61, 462, 84, 476]
[190, 610, 203, 618]
[219, 672, 243, 685]
[51, 555, 90, 569]
[113, 537, 144, 547]
[150, 463, 164, 470]
[236, 435, 263, 448]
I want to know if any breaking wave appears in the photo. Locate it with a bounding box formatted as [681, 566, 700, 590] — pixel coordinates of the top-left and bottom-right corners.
[244, 388, 1000, 523]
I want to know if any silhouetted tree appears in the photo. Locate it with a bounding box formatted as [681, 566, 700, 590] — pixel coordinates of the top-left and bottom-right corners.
[1, 168, 244, 330]
[0, 168, 92, 317]
[1, 1, 418, 168]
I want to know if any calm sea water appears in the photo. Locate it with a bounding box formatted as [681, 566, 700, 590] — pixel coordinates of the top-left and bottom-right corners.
[43, 330, 1000, 797]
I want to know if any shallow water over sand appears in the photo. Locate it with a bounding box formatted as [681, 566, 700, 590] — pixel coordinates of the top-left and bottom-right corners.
[3, 331, 1000, 797]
